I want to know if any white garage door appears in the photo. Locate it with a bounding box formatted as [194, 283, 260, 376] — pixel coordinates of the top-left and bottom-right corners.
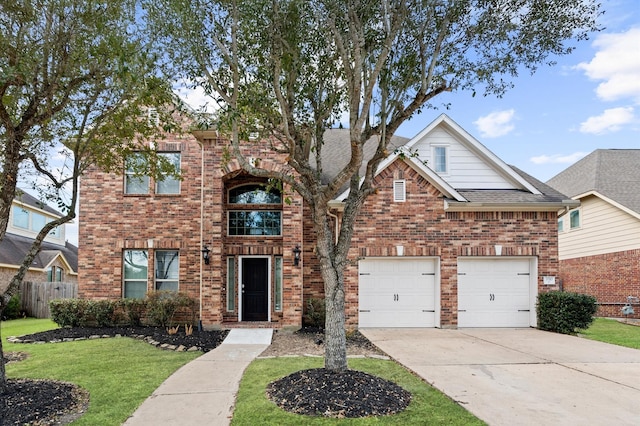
[359, 258, 437, 327]
[458, 258, 535, 328]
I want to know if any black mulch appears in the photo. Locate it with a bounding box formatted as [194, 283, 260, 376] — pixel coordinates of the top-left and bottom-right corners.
[2, 326, 228, 425]
[267, 368, 411, 418]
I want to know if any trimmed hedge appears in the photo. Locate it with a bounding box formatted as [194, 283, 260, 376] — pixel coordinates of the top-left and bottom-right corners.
[537, 291, 597, 335]
[49, 292, 197, 328]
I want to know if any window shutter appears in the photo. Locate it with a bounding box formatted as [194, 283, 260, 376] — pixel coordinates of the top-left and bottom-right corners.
[393, 180, 406, 202]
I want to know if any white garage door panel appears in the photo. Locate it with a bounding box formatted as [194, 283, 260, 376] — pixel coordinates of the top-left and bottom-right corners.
[458, 258, 533, 328]
[359, 258, 437, 328]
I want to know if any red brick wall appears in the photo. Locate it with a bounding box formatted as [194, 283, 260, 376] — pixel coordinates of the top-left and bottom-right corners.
[338, 160, 559, 327]
[560, 250, 640, 319]
[79, 134, 204, 303]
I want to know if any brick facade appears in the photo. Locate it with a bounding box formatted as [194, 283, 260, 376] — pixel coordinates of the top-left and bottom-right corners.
[560, 250, 640, 319]
[79, 132, 561, 329]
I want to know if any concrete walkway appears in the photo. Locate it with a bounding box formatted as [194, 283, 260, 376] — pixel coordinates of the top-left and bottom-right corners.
[360, 328, 640, 426]
[122, 329, 272, 426]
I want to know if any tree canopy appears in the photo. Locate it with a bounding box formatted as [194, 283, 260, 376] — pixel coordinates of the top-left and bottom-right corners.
[157, 0, 602, 371]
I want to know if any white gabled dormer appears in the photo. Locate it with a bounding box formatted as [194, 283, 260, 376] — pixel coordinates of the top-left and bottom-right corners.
[406, 114, 541, 193]
[8, 192, 67, 246]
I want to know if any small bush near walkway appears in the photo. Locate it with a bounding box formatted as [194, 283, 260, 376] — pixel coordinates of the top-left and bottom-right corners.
[537, 291, 597, 335]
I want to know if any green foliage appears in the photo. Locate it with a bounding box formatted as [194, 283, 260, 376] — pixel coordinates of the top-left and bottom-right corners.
[537, 291, 598, 335]
[50, 299, 90, 327]
[145, 291, 197, 327]
[303, 298, 326, 329]
[121, 298, 147, 326]
[1, 294, 23, 320]
[86, 300, 118, 327]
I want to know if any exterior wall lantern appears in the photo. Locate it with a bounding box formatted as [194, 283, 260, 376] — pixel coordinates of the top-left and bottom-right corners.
[201, 246, 211, 265]
[293, 245, 301, 266]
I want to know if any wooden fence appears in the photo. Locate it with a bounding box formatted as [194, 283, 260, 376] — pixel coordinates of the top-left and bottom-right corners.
[19, 281, 78, 318]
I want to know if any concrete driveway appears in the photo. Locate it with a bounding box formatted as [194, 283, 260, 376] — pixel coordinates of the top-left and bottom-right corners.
[359, 328, 640, 426]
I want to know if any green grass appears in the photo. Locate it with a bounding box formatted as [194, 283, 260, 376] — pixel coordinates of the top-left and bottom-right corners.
[580, 317, 640, 349]
[2, 318, 200, 425]
[231, 357, 485, 425]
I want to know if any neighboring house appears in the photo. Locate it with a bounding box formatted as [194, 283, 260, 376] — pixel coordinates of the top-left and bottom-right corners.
[547, 149, 640, 318]
[79, 114, 575, 329]
[0, 191, 78, 294]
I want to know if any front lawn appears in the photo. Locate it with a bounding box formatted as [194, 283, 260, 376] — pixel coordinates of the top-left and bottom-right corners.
[231, 356, 485, 425]
[2, 318, 200, 425]
[580, 317, 640, 349]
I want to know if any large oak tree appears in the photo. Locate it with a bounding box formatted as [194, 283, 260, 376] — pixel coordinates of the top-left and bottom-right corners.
[145, 0, 601, 372]
[0, 0, 178, 395]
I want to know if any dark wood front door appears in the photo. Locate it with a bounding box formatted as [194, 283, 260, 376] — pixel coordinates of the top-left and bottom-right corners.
[241, 258, 268, 321]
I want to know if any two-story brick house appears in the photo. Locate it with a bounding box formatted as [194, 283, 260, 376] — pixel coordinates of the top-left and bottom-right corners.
[79, 114, 575, 329]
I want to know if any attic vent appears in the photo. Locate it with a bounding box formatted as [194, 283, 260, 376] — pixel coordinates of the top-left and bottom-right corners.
[248, 131, 259, 141]
[393, 180, 406, 202]
[147, 108, 159, 126]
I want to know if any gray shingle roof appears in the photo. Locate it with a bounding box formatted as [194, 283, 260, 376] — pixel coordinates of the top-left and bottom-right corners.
[0, 232, 78, 272]
[14, 190, 64, 217]
[454, 166, 576, 205]
[546, 149, 640, 214]
[316, 129, 410, 184]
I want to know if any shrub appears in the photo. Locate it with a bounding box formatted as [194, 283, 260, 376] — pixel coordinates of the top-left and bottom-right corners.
[537, 291, 597, 335]
[121, 298, 147, 326]
[303, 298, 326, 329]
[1, 294, 23, 320]
[50, 299, 90, 327]
[145, 291, 197, 327]
[86, 300, 117, 327]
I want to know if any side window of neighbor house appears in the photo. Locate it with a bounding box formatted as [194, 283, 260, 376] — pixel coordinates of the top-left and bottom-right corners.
[47, 266, 64, 282]
[154, 250, 179, 291]
[558, 218, 564, 232]
[569, 209, 580, 229]
[155, 153, 181, 195]
[124, 153, 150, 194]
[123, 250, 148, 299]
[12, 206, 29, 229]
[433, 146, 448, 173]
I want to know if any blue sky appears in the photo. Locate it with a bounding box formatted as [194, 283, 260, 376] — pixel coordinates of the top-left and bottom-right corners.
[396, 0, 639, 182]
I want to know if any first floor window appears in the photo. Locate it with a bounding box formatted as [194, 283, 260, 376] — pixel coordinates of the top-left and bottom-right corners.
[227, 257, 236, 311]
[274, 257, 283, 312]
[124, 250, 148, 299]
[228, 211, 282, 235]
[155, 250, 179, 291]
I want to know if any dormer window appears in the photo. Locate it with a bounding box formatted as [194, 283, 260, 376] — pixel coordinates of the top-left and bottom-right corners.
[433, 146, 448, 173]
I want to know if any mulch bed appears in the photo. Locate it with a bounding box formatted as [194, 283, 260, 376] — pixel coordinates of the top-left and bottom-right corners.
[2, 326, 228, 425]
[267, 368, 411, 418]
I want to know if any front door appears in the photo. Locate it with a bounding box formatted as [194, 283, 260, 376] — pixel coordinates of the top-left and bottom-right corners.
[241, 257, 269, 321]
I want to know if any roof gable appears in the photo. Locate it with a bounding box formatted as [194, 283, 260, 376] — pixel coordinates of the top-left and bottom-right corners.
[547, 149, 640, 215]
[403, 114, 541, 193]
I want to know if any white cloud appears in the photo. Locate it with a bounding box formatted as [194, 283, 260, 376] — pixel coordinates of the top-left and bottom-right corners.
[473, 109, 516, 138]
[530, 152, 590, 165]
[576, 27, 640, 104]
[174, 81, 220, 114]
[579, 106, 635, 134]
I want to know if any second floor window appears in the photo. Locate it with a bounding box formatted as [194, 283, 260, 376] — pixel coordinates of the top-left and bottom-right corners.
[124, 153, 150, 194]
[433, 146, 448, 173]
[227, 184, 282, 236]
[156, 153, 181, 195]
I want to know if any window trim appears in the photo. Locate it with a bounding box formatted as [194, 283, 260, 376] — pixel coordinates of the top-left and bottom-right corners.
[432, 145, 449, 174]
[155, 152, 181, 195]
[154, 250, 180, 292]
[227, 257, 236, 311]
[228, 210, 283, 236]
[123, 249, 149, 299]
[569, 209, 581, 230]
[274, 256, 283, 312]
